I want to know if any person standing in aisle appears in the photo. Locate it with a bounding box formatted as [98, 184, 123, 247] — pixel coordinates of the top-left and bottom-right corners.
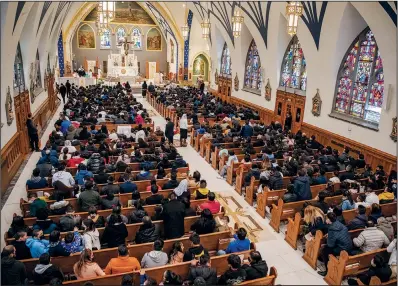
[65, 80, 71, 98]
[165, 117, 174, 145]
[142, 81, 148, 98]
[26, 113, 39, 152]
[179, 114, 188, 147]
[59, 83, 67, 104]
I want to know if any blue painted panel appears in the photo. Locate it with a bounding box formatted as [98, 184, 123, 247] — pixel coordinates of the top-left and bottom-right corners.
[300, 1, 328, 50]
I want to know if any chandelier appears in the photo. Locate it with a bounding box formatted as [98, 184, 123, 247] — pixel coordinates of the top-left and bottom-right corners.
[96, 2, 115, 35]
[201, 18, 211, 39]
[286, 2, 303, 36]
[231, 6, 244, 38]
[181, 23, 189, 41]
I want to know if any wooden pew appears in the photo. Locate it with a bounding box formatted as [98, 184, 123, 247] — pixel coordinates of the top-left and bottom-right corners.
[21, 230, 232, 280]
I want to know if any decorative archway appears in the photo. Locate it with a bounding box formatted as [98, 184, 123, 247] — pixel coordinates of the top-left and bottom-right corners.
[192, 53, 209, 83]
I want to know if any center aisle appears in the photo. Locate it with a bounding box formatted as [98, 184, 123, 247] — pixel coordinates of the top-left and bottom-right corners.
[136, 94, 327, 285]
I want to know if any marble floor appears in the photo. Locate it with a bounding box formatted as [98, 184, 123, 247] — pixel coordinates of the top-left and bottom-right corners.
[1, 95, 326, 285]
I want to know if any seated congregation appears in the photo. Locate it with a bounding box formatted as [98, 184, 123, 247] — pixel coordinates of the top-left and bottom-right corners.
[2, 84, 275, 286]
[148, 86, 397, 285]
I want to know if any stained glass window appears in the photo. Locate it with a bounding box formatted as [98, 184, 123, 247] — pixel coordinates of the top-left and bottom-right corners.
[279, 36, 307, 91]
[47, 54, 51, 74]
[116, 27, 126, 48]
[131, 27, 142, 50]
[100, 29, 111, 49]
[244, 40, 262, 92]
[220, 43, 231, 77]
[13, 42, 25, 94]
[35, 49, 42, 89]
[334, 28, 384, 125]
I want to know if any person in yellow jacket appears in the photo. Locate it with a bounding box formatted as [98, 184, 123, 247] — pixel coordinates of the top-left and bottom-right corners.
[378, 188, 395, 204]
[195, 180, 210, 199]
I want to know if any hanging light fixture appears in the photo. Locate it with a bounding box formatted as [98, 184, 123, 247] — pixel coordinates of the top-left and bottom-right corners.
[181, 2, 189, 41]
[286, 2, 303, 36]
[232, 6, 244, 38]
[201, 18, 211, 39]
[97, 1, 115, 35]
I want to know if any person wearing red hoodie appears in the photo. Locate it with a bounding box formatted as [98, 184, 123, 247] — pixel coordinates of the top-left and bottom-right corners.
[135, 114, 144, 125]
[67, 151, 85, 168]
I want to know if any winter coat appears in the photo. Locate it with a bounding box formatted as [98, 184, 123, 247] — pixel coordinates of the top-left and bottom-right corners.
[26, 238, 50, 258]
[101, 224, 128, 248]
[83, 230, 101, 250]
[12, 240, 32, 260]
[240, 125, 254, 138]
[308, 217, 328, 236]
[353, 227, 390, 253]
[1, 256, 27, 285]
[128, 209, 148, 224]
[218, 268, 247, 285]
[183, 245, 210, 262]
[327, 221, 353, 252]
[26, 177, 48, 189]
[101, 197, 120, 210]
[48, 241, 71, 257]
[136, 171, 154, 181]
[293, 176, 312, 201]
[61, 232, 83, 254]
[59, 214, 81, 232]
[242, 260, 268, 281]
[141, 250, 168, 268]
[369, 211, 383, 224]
[377, 218, 395, 241]
[33, 263, 64, 285]
[101, 184, 121, 196]
[120, 181, 138, 194]
[190, 218, 216, 235]
[283, 192, 298, 203]
[187, 265, 217, 285]
[75, 170, 93, 185]
[269, 172, 284, 191]
[145, 194, 164, 205]
[162, 200, 186, 239]
[165, 122, 175, 138]
[135, 223, 161, 244]
[32, 219, 58, 235]
[29, 198, 48, 217]
[347, 214, 368, 230]
[78, 190, 102, 212]
[87, 153, 104, 174]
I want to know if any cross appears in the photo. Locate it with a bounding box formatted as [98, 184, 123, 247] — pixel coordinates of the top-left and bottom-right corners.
[117, 36, 135, 56]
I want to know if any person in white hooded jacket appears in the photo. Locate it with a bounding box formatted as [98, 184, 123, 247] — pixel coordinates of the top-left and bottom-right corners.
[82, 219, 101, 251]
[141, 239, 168, 268]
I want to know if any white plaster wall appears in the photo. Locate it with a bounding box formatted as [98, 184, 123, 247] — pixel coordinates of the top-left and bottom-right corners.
[188, 16, 210, 80]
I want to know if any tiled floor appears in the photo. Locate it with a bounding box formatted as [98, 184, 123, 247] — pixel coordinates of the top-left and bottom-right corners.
[1, 95, 327, 284]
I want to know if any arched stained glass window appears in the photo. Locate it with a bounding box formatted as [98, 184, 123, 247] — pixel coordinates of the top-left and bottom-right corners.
[35, 49, 42, 89]
[131, 27, 142, 50]
[13, 42, 25, 94]
[100, 29, 111, 49]
[47, 53, 51, 74]
[220, 43, 231, 77]
[280, 36, 307, 92]
[116, 26, 126, 48]
[244, 40, 262, 93]
[333, 28, 384, 126]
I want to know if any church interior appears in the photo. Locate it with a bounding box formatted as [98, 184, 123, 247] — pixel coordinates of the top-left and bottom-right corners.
[1, 1, 397, 285]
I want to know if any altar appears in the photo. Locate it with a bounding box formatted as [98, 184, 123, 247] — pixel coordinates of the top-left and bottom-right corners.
[107, 42, 139, 79]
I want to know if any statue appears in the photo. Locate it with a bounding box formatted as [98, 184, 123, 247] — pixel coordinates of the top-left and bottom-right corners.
[311, 89, 322, 116]
[234, 72, 239, 91]
[390, 117, 397, 142]
[214, 69, 219, 84]
[264, 78, 271, 101]
[5, 86, 14, 126]
[44, 70, 48, 92]
[65, 61, 72, 75]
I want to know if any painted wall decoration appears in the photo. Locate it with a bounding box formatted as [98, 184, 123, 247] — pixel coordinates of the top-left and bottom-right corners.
[170, 40, 175, 64]
[192, 54, 209, 82]
[131, 27, 142, 50]
[264, 78, 271, 101]
[84, 2, 156, 25]
[390, 117, 397, 142]
[215, 69, 219, 84]
[5, 86, 14, 126]
[234, 73, 239, 91]
[77, 24, 95, 49]
[146, 27, 162, 51]
[312, 89, 322, 116]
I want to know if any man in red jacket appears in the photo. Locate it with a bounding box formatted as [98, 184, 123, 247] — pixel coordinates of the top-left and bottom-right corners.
[198, 192, 221, 214]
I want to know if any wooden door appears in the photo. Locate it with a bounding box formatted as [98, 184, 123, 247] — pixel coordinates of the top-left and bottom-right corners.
[274, 90, 306, 133]
[14, 91, 31, 154]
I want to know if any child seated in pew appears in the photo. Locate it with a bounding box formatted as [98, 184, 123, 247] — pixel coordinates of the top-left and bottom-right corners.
[217, 254, 247, 285]
[194, 180, 209, 200]
[183, 233, 210, 262]
[61, 229, 83, 254]
[87, 206, 105, 228]
[26, 168, 49, 190]
[347, 254, 392, 285]
[218, 228, 251, 255]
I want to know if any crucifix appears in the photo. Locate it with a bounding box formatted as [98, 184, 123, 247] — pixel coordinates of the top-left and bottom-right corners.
[117, 36, 135, 56]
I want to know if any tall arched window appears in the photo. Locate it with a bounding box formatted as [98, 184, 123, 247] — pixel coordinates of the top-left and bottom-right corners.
[35, 49, 42, 89]
[13, 42, 25, 94]
[243, 40, 262, 93]
[47, 54, 51, 74]
[100, 29, 111, 49]
[220, 43, 231, 77]
[131, 27, 142, 50]
[116, 26, 126, 48]
[280, 36, 307, 92]
[332, 28, 384, 127]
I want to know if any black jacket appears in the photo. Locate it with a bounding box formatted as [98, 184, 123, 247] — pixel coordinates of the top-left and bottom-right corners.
[283, 193, 298, 203]
[100, 184, 121, 195]
[162, 199, 186, 239]
[12, 240, 32, 260]
[218, 268, 247, 285]
[101, 223, 128, 248]
[145, 194, 164, 205]
[26, 119, 38, 135]
[183, 245, 209, 262]
[128, 209, 148, 224]
[135, 223, 161, 244]
[242, 260, 268, 281]
[165, 121, 175, 138]
[190, 218, 216, 235]
[347, 214, 368, 230]
[188, 265, 217, 285]
[1, 257, 27, 285]
[269, 172, 284, 190]
[163, 180, 179, 190]
[49, 242, 71, 257]
[94, 173, 109, 184]
[33, 264, 64, 285]
[87, 153, 104, 174]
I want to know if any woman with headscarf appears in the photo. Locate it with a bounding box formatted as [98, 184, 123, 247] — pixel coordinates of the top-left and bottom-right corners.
[179, 114, 188, 147]
[173, 179, 190, 200]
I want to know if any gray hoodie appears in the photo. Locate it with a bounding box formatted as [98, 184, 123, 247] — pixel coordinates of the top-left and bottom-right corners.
[34, 264, 52, 274]
[140, 250, 168, 268]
